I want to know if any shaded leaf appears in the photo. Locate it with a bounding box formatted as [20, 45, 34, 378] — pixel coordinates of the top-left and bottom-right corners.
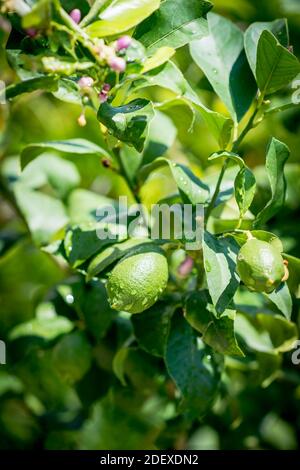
[185, 291, 243, 356]
[132, 302, 175, 357]
[98, 99, 154, 152]
[254, 138, 290, 227]
[190, 13, 257, 121]
[165, 311, 222, 418]
[9, 303, 73, 341]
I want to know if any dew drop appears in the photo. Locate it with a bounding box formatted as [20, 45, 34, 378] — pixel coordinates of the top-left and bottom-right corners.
[66, 294, 74, 304]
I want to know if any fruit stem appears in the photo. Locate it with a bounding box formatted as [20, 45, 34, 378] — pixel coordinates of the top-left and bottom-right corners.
[205, 93, 264, 228]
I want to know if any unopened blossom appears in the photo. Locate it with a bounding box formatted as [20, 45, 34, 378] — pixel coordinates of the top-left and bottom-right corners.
[108, 56, 126, 73]
[116, 35, 132, 51]
[77, 113, 87, 127]
[78, 76, 94, 88]
[69, 8, 81, 24]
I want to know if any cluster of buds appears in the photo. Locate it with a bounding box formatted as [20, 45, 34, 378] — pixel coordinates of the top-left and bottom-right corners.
[91, 35, 132, 73]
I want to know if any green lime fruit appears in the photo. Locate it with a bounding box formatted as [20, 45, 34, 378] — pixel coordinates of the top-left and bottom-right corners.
[106, 251, 169, 314]
[236, 238, 285, 293]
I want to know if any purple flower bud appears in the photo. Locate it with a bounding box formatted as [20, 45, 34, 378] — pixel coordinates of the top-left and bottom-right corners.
[116, 35, 132, 51]
[69, 8, 81, 24]
[78, 76, 94, 88]
[99, 91, 108, 103]
[26, 28, 37, 38]
[102, 83, 111, 92]
[178, 257, 194, 277]
[108, 56, 126, 73]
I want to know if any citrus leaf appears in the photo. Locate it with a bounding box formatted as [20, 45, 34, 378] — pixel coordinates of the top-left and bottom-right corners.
[254, 138, 290, 227]
[85, 0, 160, 37]
[266, 282, 293, 320]
[244, 19, 289, 77]
[203, 232, 240, 314]
[185, 291, 243, 356]
[132, 302, 175, 357]
[21, 139, 110, 170]
[190, 13, 257, 121]
[234, 167, 256, 219]
[256, 30, 300, 95]
[97, 99, 154, 153]
[130, 61, 233, 148]
[134, 0, 212, 53]
[86, 238, 159, 280]
[165, 311, 222, 418]
[138, 157, 210, 205]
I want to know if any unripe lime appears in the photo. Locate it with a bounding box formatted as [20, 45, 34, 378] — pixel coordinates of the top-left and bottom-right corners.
[106, 251, 168, 314]
[236, 238, 285, 293]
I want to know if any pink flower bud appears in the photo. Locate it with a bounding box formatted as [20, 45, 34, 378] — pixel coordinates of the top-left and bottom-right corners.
[99, 91, 108, 103]
[69, 8, 81, 24]
[116, 35, 132, 51]
[178, 257, 194, 277]
[78, 76, 94, 88]
[26, 28, 37, 38]
[108, 56, 126, 73]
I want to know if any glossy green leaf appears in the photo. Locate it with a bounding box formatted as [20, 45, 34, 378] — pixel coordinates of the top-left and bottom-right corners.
[64, 223, 127, 267]
[235, 167, 256, 219]
[165, 311, 222, 418]
[190, 13, 257, 121]
[254, 138, 290, 227]
[256, 30, 300, 95]
[266, 282, 292, 320]
[203, 232, 240, 314]
[244, 19, 289, 77]
[132, 302, 175, 357]
[139, 157, 210, 205]
[3, 76, 58, 101]
[142, 47, 175, 73]
[185, 291, 243, 356]
[134, 0, 212, 53]
[131, 61, 233, 148]
[21, 139, 110, 170]
[98, 99, 154, 153]
[208, 151, 244, 167]
[85, 0, 160, 37]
